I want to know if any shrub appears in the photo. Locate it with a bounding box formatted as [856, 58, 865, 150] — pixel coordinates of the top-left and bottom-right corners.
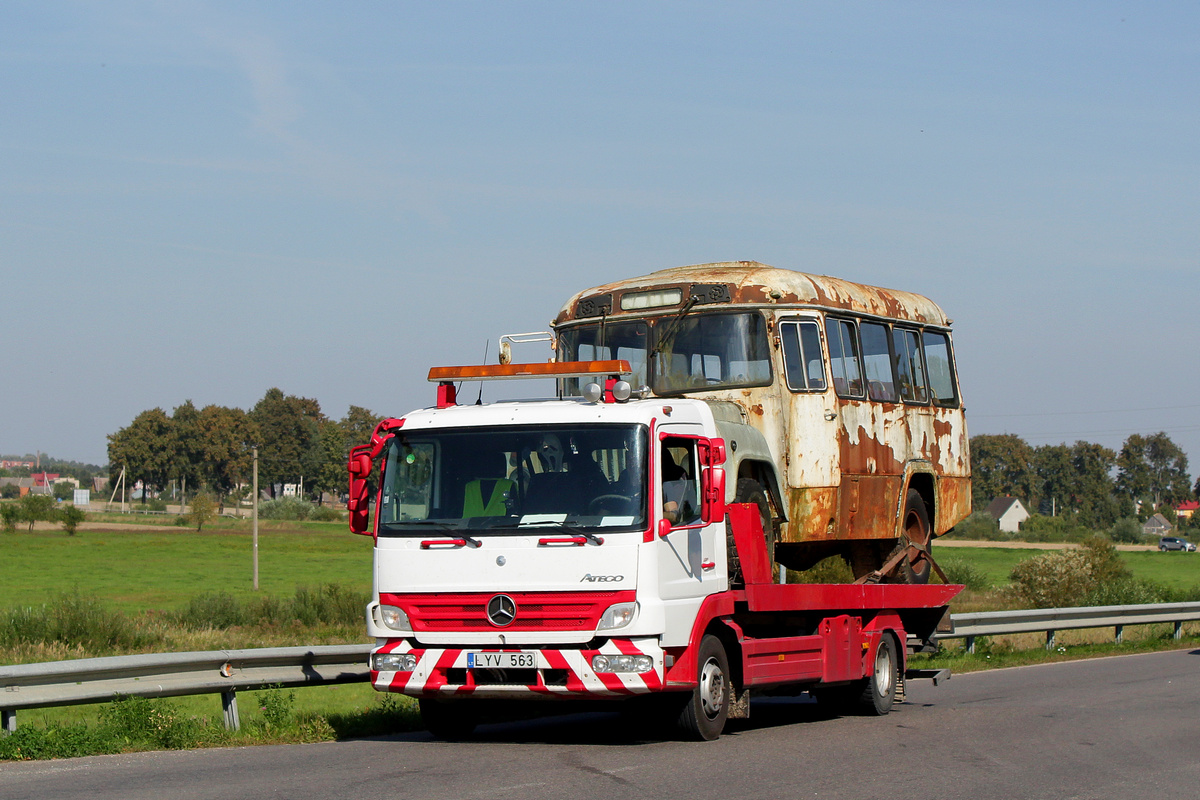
[938, 557, 989, 591]
[1008, 537, 1133, 608]
[59, 505, 86, 535]
[0, 592, 160, 653]
[255, 685, 296, 729]
[310, 505, 343, 522]
[788, 555, 855, 584]
[173, 592, 247, 629]
[943, 511, 1002, 541]
[1, 502, 19, 532]
[188, 492, 217, 531]
[1108, 517, 1144, 544]
[17, 494, 56, 531]
[100, 695, 210, 750]
[258, 497, 313, 521]
[1020, 514, 1095, 543]
[144, 498, 168, 512]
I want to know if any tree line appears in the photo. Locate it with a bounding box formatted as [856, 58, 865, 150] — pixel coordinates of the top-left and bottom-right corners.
[970, 431, 1195, 528]
[106, 389, 380, 506]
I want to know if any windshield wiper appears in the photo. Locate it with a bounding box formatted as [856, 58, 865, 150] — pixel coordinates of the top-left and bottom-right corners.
[385, 521, 482, 547]
[517, 520, 604, 545]
[648, 296, 699, 360]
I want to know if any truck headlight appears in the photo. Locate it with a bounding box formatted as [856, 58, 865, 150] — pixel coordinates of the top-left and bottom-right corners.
[597, 601, 638, 631]
[372, 652, 417, 672]
[379, 605, 412, 632]
[592, 654, 654, 673]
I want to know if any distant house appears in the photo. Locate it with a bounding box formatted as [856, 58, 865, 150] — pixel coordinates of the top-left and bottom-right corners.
[1144, 513, 1173, 538]
[1176, 500, 1199, 520]
[986, 496, 1031, 533]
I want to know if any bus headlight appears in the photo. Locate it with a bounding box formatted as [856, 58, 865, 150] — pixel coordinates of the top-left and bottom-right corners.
[379, 605, 412, 632]
[597, 601, 638, 631]
[592, 654, 654, 673]
[372, 652, 417, 672]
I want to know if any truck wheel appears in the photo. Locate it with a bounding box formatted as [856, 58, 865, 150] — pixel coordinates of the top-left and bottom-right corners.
[726, 479, 776, 585]
[676, 634, 730, 740]
[419, 698, 478, 740]
[858, 635, 899, 715]
[889, 489, 932, 584]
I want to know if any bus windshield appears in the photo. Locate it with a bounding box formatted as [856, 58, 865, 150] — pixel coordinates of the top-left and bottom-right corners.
[558, 312, 771, 395]
[377, 424, 647, 536]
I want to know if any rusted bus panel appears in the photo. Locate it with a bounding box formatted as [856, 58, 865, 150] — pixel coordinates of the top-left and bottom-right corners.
[840, 475, 902, 541]
[935, 476, 972, 536]
[552, 262, 951, 329]
[836, 403, 906, 476]
[782, 486, 838, 543]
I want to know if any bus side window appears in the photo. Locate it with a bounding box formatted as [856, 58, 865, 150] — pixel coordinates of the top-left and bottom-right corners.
[892, 327, 928, 404]
[860, 321, 897, 402]
[826, 318, 864, 398]
[922, 331, 959, 406]
[780, 320, 826, 392]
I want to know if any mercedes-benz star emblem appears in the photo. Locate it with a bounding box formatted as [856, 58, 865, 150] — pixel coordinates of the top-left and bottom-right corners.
[487, 594, 516, 627]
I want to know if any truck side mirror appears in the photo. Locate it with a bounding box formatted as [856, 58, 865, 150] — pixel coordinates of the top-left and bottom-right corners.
[347, 448, 373, 536]
[701, 466, 726, 524]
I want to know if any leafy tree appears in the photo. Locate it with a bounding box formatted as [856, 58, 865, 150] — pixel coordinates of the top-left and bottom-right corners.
[17, 493, 56, 531]
[341, 405, 381, 448]
[969, 434, 1036, 508]
[170, 401, 205, 497]
[107, 408, 173, 503]
[189, 492, 217, 531]
[59, 504, 86, 535]
[311, 420, 348, 504]
[197, 404, 258, 502]
[1068, 441, 1119, 528]
[52, 482, 74, 501]
[249, 389, 326, 498]
[1, 484, 21, 500]
[1033, 444, 1072, 514]
[1116, 432, 1191, 510]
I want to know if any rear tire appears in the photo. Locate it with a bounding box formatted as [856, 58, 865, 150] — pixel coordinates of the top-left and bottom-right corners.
[676, 635, 730, 741]
[889, 489, 932, 584]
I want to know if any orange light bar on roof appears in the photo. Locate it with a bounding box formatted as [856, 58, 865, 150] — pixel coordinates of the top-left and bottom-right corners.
[428, 360, 632, 383]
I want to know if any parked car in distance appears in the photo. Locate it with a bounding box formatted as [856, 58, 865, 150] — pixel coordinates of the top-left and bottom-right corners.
[1159, 536, 1196, 552]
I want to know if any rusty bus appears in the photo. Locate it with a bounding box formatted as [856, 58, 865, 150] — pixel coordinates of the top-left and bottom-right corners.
[551, 261, 971, 582]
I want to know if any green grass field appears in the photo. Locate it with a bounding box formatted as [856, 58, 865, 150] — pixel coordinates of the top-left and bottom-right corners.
[1, 522, 373, 613]
[936, 545, 1200, 593]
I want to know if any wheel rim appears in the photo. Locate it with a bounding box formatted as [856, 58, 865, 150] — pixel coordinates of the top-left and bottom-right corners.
[903, 504, 931, 576]
[698, 657, 726, 720]
[873, 643, 894, 698]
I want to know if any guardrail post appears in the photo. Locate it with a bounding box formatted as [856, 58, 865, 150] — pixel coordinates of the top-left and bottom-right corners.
[222, 690, 240, 731]
[2, 709, 14, 733]
[1114, 625, 1123, 644]
[1045, 630, 1056, 650]
[1174, 621, 1183, 640]
[965, 635, 975, 654]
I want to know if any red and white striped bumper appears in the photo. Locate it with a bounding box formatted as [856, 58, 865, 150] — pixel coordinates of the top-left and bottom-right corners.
[371, 637, 665, 698]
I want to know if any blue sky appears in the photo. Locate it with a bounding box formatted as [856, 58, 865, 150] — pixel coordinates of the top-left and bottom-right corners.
[3, 2, 1198, 474]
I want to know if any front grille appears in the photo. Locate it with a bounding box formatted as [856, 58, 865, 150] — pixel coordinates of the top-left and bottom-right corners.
[383, 590, 635, 632]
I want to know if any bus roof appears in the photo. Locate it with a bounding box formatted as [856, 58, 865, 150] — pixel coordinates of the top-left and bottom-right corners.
[553, 261, 952, 328]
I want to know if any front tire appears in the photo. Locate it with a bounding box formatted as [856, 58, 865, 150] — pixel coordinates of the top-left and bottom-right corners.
[676, 634, 730, 740]
[858, 635, 899, 716]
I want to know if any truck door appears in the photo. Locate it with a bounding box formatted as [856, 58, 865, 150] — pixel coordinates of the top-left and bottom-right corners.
[656, 429, 725, 600]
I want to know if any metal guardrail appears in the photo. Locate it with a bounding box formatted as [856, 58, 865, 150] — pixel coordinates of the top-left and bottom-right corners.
[0, 644, 371, 733]
[942, 601, 1200, 652]
[3, 601, 1199, 733]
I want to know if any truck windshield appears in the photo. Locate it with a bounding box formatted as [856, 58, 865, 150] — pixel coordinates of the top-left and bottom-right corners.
[377, 423, 647, 537]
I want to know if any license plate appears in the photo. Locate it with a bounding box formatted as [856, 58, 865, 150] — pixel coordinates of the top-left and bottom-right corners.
[466, 651, 537, 669]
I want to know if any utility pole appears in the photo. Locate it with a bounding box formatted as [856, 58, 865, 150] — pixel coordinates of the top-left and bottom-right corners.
[252, 447, 259, 590]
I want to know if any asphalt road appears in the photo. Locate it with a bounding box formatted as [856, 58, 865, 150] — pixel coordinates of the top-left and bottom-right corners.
[2, 649, 1198, 800]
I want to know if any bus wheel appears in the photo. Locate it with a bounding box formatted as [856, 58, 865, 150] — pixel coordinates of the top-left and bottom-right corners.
[890, 489, 932, 584]
[858, 635, 898, 715]
[726, 479, 776, 585]
[419, 698, 478, 740]
[676, 635, 730, 741]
